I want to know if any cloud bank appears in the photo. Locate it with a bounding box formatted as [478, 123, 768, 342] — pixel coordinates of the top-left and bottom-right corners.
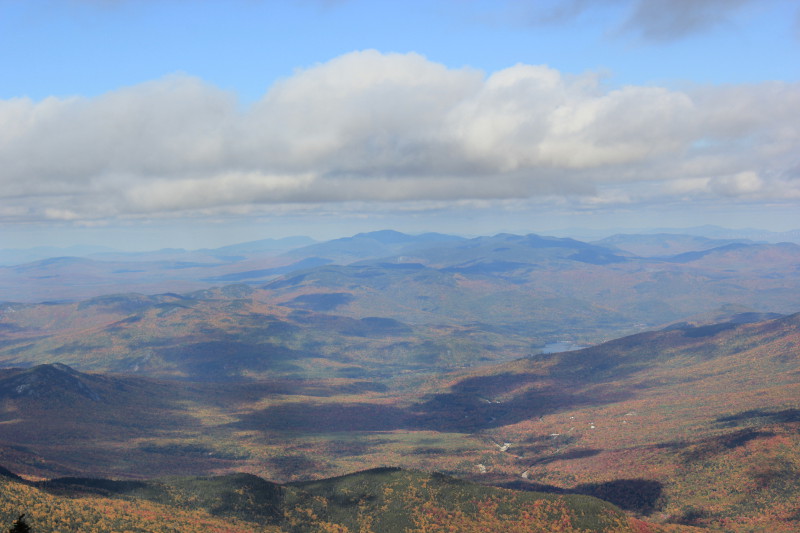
[0, 50, 798, 223]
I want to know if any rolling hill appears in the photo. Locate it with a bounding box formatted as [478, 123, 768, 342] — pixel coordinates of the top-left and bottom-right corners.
[0, 466, 697, 532]
[0, 312, 797, 530]
[0, 286, 540, 381]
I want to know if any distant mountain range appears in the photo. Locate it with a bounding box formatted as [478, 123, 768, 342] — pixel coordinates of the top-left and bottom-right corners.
[1, 230, 799, 377]
[1, 230, 798, 317]
[0, 236, 318, 266]
[591, 233, 756, 257]
[557, 224, 800, 244]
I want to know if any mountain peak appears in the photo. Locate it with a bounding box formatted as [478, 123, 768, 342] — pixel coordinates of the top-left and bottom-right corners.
[0, 364, 101, 402]
[351, 230, 412, 243]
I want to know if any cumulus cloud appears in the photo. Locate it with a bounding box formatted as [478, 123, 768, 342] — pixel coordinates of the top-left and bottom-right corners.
[0, 50, 798, 223]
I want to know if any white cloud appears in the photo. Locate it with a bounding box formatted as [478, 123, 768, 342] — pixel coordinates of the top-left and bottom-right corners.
[709, 171, 764, 197]
[125, 172, 318, 212]
[0, 50, 797, 223]
[43, 208, 82, 221]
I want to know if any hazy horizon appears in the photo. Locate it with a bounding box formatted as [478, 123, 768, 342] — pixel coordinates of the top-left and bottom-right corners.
[2, 223, 800, 257]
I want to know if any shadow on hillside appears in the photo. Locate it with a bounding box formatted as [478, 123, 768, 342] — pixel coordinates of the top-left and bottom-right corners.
[527, 448, 601, 466]
[234, 373, 634, 434]
[681, 428, 776, 462]
[158, 341, 307, 381]
[547, 348, 652, 383]
[409, 373, 634, 432]
[655, 427, 777, 464]
[266, 454, 330, 479]
[574, 479, 663, 514]
[716, 408, 800, 426]
[36, 477, 158, 499]
[503, 478, 664, 515]
[234, 402, 411, 432]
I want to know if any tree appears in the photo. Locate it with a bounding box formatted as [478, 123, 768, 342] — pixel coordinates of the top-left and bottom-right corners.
[7, 514, 31, 533]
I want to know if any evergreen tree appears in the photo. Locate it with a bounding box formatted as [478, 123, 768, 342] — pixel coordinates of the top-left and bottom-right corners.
[7, 514, 31, 533]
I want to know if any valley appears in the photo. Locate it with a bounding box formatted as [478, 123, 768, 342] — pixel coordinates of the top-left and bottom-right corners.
[0, 230, 798, 531]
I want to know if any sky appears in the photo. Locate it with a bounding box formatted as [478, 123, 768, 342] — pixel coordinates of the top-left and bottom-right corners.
[0, 0, 798, 250]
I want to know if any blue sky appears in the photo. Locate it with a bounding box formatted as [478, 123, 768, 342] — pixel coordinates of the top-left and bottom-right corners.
[1, 0, 799, 249]
[4, 1, 797, 101]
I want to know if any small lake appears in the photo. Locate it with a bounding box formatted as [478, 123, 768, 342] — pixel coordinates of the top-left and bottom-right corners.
[541, 341, 587, 354]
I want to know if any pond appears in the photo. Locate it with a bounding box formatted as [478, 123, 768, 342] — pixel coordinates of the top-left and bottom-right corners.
[541, 341, 586, 354]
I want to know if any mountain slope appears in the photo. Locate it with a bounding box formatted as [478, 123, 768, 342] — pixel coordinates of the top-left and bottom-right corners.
[417, 313, 800, 530]
[592, 233, 754, 257]
[0, 466, 693, 533]
[1, 248, 799, 533]
[0, 287, 539, 380]
[0, 313, 798, 529]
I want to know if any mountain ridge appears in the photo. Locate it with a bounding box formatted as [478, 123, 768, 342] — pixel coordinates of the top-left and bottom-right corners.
[0, 464, 691, 533]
